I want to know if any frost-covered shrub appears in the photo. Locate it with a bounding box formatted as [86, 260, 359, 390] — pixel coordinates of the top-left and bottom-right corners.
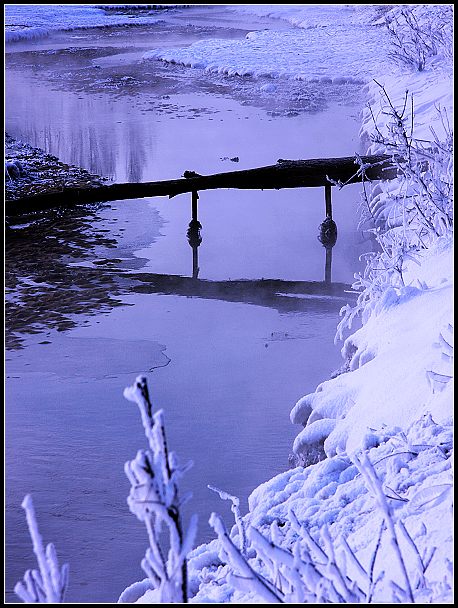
[336, 83, 453, 338]
[207, 445, 451, 603]
[121, 376, 198, 603]
[368, 86, 453, 240]
[334, 4, 453, 339]
[209, 509, 368, 602]
[385, 6, 453, 72]
[15, 495, 69, 603]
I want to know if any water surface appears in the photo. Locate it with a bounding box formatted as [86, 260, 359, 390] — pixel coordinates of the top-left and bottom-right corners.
[6, 8, 370, 602]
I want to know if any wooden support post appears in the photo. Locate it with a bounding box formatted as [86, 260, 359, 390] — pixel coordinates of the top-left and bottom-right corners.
[187, 193, 201, 278]
[325, 184, 332, 219]
[192, 191, 199, 223]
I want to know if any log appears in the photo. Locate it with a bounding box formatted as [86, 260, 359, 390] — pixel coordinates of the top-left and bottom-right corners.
[6, 154, 397, 215]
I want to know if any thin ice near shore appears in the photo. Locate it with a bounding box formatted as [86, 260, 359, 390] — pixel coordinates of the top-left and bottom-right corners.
[4, 5, 169, 43]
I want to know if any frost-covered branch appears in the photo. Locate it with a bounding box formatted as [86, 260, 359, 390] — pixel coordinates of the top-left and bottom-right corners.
[354, 452, 414, 602]
[209, 513, 283, 603]
[385, 7, 452, 72]
[209, 504, 369, 603]
[14, 495, 69, 603]
[208, 485, 247, 556]
[122, 375, 197, 603]
[206, 445, 446, 604]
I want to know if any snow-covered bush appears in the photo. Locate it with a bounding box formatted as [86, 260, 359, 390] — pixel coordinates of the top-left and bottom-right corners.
[208, 509, 367, 602]
[385, 6, 453, 72]
[120, 376, 198, 603]
[336, 84, 453, 338]
[15, 495, 69, 603]
[335, 4, 453, 338]
[206, 443, 451, 603]
[367, 84, 453, 239]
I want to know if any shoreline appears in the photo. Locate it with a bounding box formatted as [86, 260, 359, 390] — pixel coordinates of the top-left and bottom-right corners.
[5, 133, 107, 203]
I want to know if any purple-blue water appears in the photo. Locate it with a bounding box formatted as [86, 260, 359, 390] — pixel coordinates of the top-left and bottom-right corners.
[6, 7, 370, 602]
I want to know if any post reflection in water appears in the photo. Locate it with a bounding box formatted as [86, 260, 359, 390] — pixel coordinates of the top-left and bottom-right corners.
[324, 246, 333, 284]
[185, 213, 339, 286]
[185, 211, 340, 284]
[186, 218, 202, 279]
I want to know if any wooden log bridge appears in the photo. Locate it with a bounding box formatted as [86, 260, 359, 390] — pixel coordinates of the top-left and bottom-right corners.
[6, 154, 397, 216]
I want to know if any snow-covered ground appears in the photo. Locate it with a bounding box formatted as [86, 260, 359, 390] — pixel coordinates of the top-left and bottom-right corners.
[291, 240, 453, 458]
[4, 5, 168, 43]
[144, 5, 393, 83]
[183, 412, 453, 603]
[125, 4, 453, 603]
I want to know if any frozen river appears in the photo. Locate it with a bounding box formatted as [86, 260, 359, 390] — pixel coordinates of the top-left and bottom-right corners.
[5, 6, 375, 602]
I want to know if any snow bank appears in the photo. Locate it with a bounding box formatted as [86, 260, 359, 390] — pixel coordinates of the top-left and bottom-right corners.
[292, 241, 453, 459]
[289, 4, 453, 460]
[183, 411, 452, 603]
[144, 6, 393, 83]
[228, 4, 387, 30]
[4, 5, 164, 43]
[288, 3, 453, 464]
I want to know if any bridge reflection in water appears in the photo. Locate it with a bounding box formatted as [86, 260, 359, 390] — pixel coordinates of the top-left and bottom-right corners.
[184, 213, 341, 295]
[128, 270, 354, 315]
[125, 215, 351, 315]
[5, 202, 351, 350]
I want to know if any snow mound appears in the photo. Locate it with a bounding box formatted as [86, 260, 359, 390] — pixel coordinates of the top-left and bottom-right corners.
[229, 5, 388, 30]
